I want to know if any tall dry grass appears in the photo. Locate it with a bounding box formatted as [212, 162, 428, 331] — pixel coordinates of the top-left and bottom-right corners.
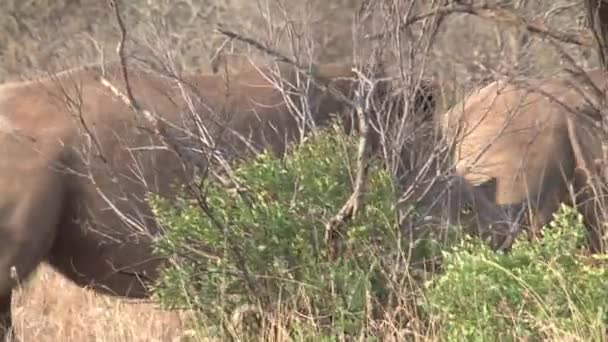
[11, 265, 195, 342]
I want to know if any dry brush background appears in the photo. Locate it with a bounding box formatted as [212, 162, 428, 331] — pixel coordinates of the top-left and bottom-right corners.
[0, 0, 602, 341]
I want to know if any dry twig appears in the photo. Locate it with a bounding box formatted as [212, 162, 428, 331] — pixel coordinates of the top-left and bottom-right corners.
[104, 0, 263, 297]
[215, 26, 383, 257]
[367, 1, 593, 47]
[215, 27, 358, 109]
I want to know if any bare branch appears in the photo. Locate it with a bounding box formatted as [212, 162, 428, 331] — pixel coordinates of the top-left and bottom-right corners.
[105, 0, 264, 297]
[215, 26, 360, 110]
[324, 70, 374, 259]
[367, 1, 593, 47]
[215, 25, 385, 260]
[216, 26, 299, 67]
[585, 0, 608, 68]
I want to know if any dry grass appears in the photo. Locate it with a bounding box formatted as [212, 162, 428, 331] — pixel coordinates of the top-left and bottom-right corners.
[10, 265, 195, 342]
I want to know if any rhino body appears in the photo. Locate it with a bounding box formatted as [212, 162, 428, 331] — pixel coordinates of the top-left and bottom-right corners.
[441, 68, 608, 251]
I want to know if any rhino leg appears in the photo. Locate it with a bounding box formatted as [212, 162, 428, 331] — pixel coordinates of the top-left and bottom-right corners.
[466, 176, 565, 251]
[0, 293, 12, 341]
[47, 214, 158, 299]
[0, 191, 63, 338]
[573, 166, 608, 253]
[578, 200, 607, 253]
[516, 172, 570, 245]
[523, 202, 561, 244]
[0, 137, 67, 339]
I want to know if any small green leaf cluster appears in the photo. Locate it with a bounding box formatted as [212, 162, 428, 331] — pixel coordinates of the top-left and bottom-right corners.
[423, 204, 608, 341]
[148, 124, 608, 340]
[149, 124, 409, 338]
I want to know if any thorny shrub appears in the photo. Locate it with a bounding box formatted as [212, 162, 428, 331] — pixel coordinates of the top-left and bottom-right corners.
[149, 124, 420, 338]
[423, 204, 608, 341]
[149, 124, 608, 340]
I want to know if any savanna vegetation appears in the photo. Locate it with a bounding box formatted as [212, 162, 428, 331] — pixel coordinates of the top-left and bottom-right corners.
[2, 0, 608, 341]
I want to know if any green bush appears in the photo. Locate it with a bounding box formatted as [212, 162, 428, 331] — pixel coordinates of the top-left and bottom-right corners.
[148, 124, 421, 339]
[149, 123, 608, 340]
[422, 204, 608, 341]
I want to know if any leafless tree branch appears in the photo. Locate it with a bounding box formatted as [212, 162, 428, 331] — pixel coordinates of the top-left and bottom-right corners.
[324, 73, 373, 258]
[215, 25, 384, 259]
[104, 0, 264, 298]
[215, 26, 360, 110]
[367, 1, 593, 47]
